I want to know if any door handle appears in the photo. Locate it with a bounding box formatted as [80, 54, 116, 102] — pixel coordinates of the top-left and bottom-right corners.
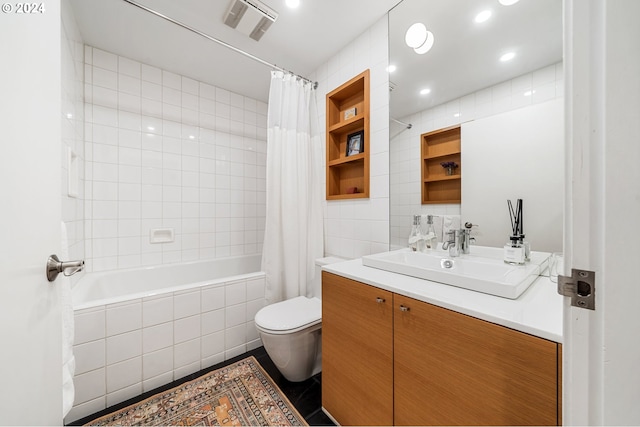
[46, 254, 84, 282]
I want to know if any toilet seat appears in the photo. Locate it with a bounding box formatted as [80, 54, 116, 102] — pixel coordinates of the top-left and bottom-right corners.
[255, 296, 321, 335]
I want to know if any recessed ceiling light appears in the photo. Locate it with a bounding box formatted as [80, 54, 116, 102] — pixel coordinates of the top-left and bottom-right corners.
[147, 126, 155, 131]
[499, 0, 520, 5]
[387, 64, 397, 73]
[405, 23, 428, 49]
[475, 10, 492, 23]
[414, 31, 435, 54]
[524, 90, 536, 96]
[420, 88, 431, 95]
[500, 52, 516, 62]
[285, 0, 300, 8]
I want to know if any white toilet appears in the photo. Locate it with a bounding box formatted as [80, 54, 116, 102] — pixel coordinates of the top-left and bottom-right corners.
[254, 256, 343, 382]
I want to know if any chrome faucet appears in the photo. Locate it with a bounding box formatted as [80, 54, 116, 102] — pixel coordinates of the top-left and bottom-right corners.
[442, 226, 476, 257]
[442, 230, 462, 257]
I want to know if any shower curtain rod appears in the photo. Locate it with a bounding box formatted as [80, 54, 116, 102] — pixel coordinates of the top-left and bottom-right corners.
[391, 117, 412, 129]
[122, 0, 318, 89]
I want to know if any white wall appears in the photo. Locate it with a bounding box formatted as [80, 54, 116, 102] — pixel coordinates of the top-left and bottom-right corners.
[390, 63, 564, 249]
[312, 17, 391, 259]
[83, 47, 268, 272]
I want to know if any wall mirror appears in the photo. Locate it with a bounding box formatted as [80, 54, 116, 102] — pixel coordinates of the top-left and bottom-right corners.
[388, 0, 563, 252]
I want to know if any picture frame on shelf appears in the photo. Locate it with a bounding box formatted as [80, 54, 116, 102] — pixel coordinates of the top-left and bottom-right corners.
[346, 130, 364, 156]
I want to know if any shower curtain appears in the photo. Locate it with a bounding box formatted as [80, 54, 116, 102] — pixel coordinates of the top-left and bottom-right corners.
[262, 71, 323, 303]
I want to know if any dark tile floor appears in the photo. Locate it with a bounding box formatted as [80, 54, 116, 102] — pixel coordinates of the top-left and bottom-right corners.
[68, 346, 334, 426]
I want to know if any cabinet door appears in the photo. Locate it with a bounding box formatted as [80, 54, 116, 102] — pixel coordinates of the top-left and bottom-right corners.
[322, 272, 393, 426]
[394, 294, 559, 426]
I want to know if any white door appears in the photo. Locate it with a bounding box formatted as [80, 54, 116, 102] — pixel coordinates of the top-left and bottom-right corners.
[0, 2, 64, 425]
[563, 0, 640, 424]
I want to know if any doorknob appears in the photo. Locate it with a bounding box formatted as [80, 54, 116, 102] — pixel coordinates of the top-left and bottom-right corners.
[46, 254, 84, 282]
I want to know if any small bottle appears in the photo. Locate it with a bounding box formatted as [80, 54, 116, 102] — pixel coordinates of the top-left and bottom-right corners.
[504, 236, 525, 265]
[424, 215, 438, 250]
[408, 215, 425, 252]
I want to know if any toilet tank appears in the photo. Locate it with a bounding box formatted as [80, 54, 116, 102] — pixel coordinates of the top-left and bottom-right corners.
[313, 256, 345, 299]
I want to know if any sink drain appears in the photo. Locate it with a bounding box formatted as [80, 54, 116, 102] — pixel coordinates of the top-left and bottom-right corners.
[441, 259, 454, 269]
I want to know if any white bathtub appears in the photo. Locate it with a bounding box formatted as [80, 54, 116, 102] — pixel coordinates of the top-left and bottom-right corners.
[67, 255, 266, 423]
[72, 254, 263, 310]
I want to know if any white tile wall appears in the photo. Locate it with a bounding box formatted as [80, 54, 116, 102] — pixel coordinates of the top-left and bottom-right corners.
[84, 46, 267, 272]
[389, 63, 564, 249]
[66, 273, 266, 424]
[313, 17, 391, 259]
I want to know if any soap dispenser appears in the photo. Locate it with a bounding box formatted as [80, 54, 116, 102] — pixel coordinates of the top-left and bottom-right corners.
[424, 215, 438, 250]
[408, 215, 425, 252]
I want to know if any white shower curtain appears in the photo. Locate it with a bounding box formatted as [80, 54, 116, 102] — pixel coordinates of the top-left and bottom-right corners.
[262, 71, 323, 303]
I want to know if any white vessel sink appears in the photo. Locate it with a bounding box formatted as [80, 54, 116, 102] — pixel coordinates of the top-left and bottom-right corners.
[361, 246, 550, 299]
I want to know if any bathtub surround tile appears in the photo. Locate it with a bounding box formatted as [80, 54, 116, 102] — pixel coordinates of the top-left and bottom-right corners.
[174, 289, 201, 319]
[106, 330, 142, 365]
[107, 383, 143, 409]
[143, 347, 174, 381]
[74, 340, 106, 375]
[225, 303, 246, 328]
[74, 368, 106, 405]
[201, 308, 225, 335]
[225, 280, 246, 306]
[143, 371, 174, 393]
[106, 356, 142, 393]
[74, 307, 106, 345]
[143, 295, 174, 327]
[106, 300, 142, 336]
[143, 322, 173, 353]
[174, 338, 201, 372]
[174, 315, 201, 344]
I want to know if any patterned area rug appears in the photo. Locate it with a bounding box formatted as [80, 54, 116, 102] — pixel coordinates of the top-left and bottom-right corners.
[84, 356, 308, 426]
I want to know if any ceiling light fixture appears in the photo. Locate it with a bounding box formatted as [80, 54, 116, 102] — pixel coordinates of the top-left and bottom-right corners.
[475, 10, 492, 23]
[420, 88, 431, 95]
[500, 52, 516, 62]
[285, 0, 299, 8]
[405, 22, 428, 48]
[414, 31, 435, 54]
[499, 0, 520, 5]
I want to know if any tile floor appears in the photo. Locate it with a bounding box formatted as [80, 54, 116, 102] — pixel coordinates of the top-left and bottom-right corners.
[67, 346, 334, 426]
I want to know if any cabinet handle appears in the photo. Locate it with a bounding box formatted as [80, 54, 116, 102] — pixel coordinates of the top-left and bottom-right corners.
[376, 297, 386, 304]
[399, 305, 410, 312]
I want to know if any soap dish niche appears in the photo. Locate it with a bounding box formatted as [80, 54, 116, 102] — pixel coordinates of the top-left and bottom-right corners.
[149, 228, 174, 244]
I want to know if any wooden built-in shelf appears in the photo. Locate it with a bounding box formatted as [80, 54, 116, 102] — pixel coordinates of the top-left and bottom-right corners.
[326, 69, 370, 200]
[421, 125, 461, 204]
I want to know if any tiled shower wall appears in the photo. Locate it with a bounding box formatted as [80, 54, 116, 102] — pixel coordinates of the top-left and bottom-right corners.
[389, 62, 564, 249]
[84, 46, 267, 272]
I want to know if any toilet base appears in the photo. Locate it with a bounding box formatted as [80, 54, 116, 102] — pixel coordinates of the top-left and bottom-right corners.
[258, 325, 322, 382]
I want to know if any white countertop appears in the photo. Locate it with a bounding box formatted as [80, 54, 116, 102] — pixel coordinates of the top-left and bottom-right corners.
[323, 257, 563, 343]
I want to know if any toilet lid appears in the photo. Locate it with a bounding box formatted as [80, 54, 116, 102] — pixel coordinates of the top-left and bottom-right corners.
[255, 296, 321, 332]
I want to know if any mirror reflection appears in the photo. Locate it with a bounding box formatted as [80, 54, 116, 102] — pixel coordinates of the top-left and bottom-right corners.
[388, 0, 563, 252]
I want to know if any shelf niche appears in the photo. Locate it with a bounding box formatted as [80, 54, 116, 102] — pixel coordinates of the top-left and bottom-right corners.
[421, 125, 461, 204]
[326, 69, 370, 200]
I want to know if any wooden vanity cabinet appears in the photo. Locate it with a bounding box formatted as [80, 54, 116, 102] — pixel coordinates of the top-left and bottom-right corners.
[394, 294, 559, 426]
[321, 271, 393, 426]
[322, 272, 561, 426]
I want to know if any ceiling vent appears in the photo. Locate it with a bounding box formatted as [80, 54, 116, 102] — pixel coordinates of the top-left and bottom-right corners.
[224, 0, 278, 41]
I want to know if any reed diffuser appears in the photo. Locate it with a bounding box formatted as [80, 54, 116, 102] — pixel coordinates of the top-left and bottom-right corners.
[504, 199, 526, 265]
